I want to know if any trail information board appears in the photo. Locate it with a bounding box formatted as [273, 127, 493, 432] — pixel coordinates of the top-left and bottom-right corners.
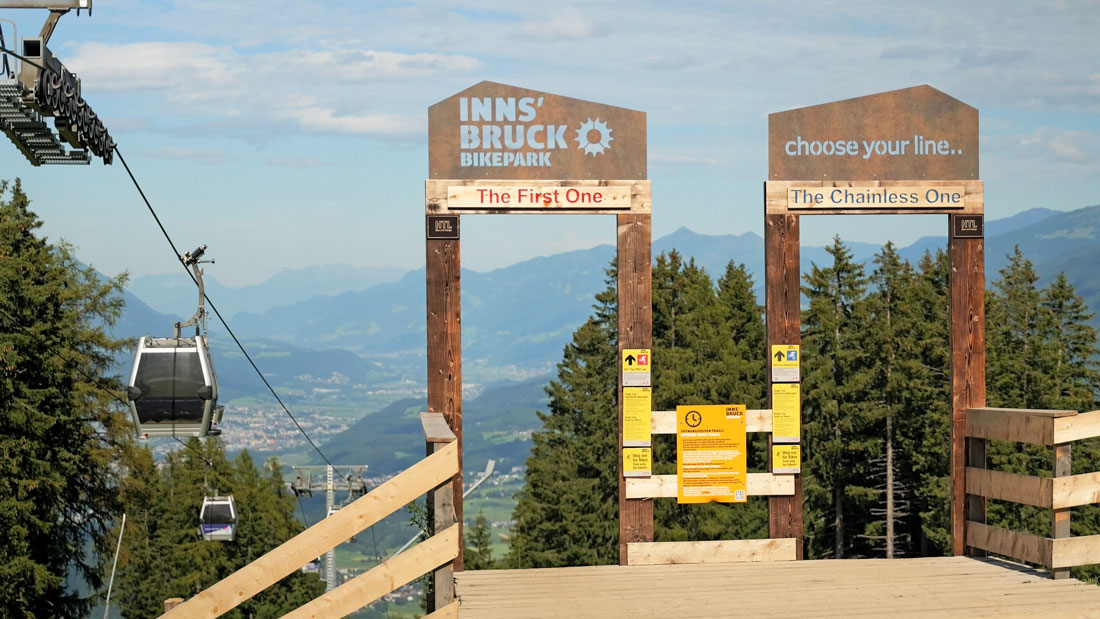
[676, 405, 747, 504]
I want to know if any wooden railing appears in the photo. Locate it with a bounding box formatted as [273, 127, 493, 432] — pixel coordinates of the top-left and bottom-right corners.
[964, 407, 1100, 579]
[160, 413, 461, 618]
[623, 408, 798, 565]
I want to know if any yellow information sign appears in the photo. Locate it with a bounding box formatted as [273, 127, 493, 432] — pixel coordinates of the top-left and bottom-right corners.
[623, 387, 652, 447]
[623, 448, 652, 478]
[771, 344, 800, 383]
[622, 348, 652, 386]
[771, 383, 801, 443]
[676, 404, 747, 503]
[773, 444, 801, 474]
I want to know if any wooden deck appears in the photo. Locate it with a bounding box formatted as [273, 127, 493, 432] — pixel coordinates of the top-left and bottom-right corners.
[454, 556, 1100, 617]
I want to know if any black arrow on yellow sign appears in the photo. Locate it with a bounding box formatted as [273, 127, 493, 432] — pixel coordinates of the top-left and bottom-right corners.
[774, 351, 785, 363]
[625, 354, 636, 366]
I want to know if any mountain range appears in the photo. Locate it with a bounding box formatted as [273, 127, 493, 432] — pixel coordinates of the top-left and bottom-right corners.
[109, 204, 1100, 468]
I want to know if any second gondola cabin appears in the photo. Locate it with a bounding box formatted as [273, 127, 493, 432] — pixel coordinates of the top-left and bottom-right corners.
[126, 335, 221, 438]
[198, 495, 237, 542]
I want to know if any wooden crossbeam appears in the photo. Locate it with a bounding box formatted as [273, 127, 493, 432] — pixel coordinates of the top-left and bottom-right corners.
[283, 526, 459, 619]
[965, 467, 1052, 508]
[160, 441, 460, 618]
[965, 521, 1051, 567]
[626, 538, 797, 566]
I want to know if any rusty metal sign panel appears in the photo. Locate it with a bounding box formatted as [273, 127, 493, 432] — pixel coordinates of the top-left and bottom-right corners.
[429, 81, 646, 180]
[769, 85, 978, 181]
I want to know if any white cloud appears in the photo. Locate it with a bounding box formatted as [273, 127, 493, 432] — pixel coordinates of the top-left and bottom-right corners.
[516, 6, 595, 40]
[147, 146, 229, 165]
[64, 41, 474, 139]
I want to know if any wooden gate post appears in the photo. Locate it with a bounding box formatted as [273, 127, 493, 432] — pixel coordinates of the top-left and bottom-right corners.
[949, 216, 985, 556]
[426, 223, 463, 570]
[765, 211, 803, 559]
[618, 213, 653, 564]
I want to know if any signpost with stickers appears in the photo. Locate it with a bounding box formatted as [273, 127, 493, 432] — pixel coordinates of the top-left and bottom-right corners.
[425, 82, 651, 572]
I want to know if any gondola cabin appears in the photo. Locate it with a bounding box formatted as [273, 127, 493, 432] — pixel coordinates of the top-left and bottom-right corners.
[126, 335, 221, 438]
[198, 495, 237, 542]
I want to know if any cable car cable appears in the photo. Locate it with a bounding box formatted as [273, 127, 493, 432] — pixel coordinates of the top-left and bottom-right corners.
[113, 147, 349, 477]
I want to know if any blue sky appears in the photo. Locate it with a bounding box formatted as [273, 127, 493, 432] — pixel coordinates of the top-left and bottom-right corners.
[1, 0, 1098, 286]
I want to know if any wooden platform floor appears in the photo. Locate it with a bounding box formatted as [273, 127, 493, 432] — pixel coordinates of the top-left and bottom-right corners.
[454, 556, 1100, 617]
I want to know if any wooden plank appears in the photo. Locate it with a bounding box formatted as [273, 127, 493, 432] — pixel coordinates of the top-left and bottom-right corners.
[625, 473, 795, 499]
[423, 601, 459, 619]
[428, 437, 457, 610]
[965, 440, 987, 557]
[283, 526, 459, 619]
[949, 227, 985, 559]
[161, 441, 460, 618]
[425, 179, 651, 215]
[626, 539, 796, 565]
[764, 210, 802, 558]
[426, 224, 464, 570]
[1053, 470, 1100, 509]
[421, 412, 457, 443]
[966, 408, 1056, 445]
[964, 466, 1052, 508]
[1054, 409, 1100, 444]
[618, 213, 652, 565]
[1052, 442, 1072, 579]
[1052, 534, 1100, 569]
[651, 409, 771, 434]
[970, 407, 1077, 418]
[765, 180, 984, 216]
[965, 521, 1051, 568]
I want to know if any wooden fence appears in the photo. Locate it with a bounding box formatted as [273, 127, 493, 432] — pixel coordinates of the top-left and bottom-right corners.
[623, 408, 797, 565]
[159, 413, 461, 618]
[964, 407, 1100, 579]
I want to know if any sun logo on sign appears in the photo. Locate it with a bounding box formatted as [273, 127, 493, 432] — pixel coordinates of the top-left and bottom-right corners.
[575, 118, 613, 156]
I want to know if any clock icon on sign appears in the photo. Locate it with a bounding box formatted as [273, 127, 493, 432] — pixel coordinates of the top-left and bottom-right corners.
[685, 410, 702, 428]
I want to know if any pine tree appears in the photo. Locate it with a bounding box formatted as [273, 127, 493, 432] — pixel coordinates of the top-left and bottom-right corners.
[800, 237, 875, 559]
[651, 252, 768, 543]
[0, 179, 131, 618]
[900, 250, 952, 556]
[464, 512, 495, 570]
[505, 263, 619, 568]
[985, 248, 1055, 538]
[113, 439, 324, 617]
[862, 242, 916, 558]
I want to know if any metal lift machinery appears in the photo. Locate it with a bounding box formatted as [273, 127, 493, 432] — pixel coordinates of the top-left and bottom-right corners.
[0, 0, 114, 165]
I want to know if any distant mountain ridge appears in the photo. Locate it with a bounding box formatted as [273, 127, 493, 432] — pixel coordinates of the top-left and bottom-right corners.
[116, 205, 1100, 405]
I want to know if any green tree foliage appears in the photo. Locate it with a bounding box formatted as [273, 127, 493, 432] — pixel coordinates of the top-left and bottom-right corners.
[508, 254, 770, 566]
[506, 263, 620, 568]
[801, 237, 875, 558]
[112, 439, 324, 618]
[464, 512, 495, 570]
[651, 252, 768, 544]
[509, 236, 1100, 576]
[0, 179, 131, 618]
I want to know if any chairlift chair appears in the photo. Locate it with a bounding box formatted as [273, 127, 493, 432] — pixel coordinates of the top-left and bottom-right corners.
[198, 495, 237, 542]
[292, 471, 313, 498]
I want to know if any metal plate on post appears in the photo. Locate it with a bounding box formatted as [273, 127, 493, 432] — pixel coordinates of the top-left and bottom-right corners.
[426, 215, 459, 240]
[952, 214, 984, 238]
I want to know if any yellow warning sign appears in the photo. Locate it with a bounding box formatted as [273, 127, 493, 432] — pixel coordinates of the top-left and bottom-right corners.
[773, 444, 801, 474]
[771, 344, 800, 383]
[622, 348, 652, 386]
[676, 404, 747, 503]
[771, 383, 801, 443]
[623, 448, 652, 478]
[623, 387, 652, 447]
